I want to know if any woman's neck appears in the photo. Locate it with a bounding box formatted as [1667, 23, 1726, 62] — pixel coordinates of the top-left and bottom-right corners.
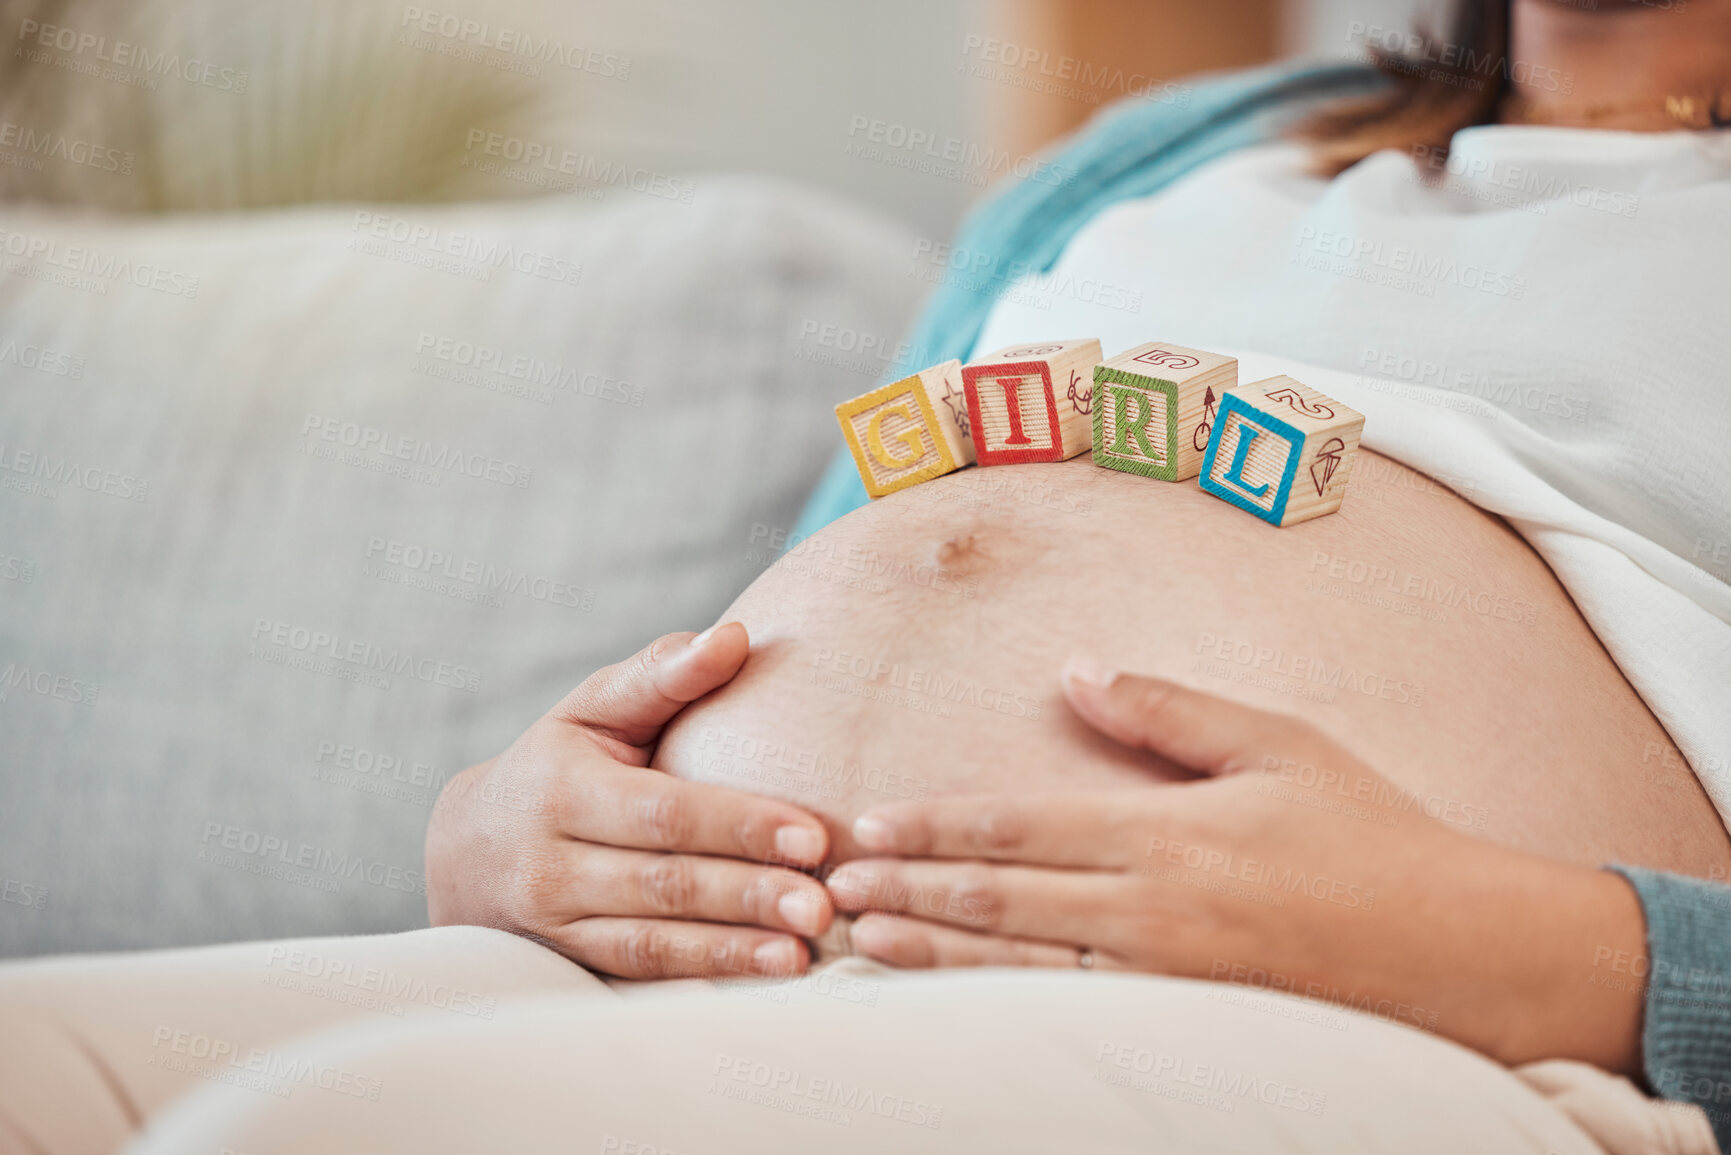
[1507, 0, 1731, 129]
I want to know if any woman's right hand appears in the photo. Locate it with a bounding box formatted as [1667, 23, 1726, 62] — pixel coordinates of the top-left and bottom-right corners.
[425, 623, 834, 980]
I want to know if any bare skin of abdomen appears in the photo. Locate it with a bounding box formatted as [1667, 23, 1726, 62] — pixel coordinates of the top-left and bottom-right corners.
[653, 452, 1731, 878]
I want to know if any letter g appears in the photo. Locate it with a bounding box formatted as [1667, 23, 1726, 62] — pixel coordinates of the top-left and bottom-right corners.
[865, 401, 929, 468]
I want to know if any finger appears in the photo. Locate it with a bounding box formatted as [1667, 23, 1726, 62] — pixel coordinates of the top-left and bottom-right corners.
[1061, 658, 1326, 777]
[554, 761, 828, 867]
[552, 622, 751, 754]
[558, 917, 810, 981]
[852, 793, 1143, 868]
[565, 844, 833, 937]
[849, 913, 1116, 971]
[826, 859, 1118, 944]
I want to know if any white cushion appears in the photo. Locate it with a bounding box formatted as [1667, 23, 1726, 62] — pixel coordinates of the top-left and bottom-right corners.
[0, 179, 918, 952]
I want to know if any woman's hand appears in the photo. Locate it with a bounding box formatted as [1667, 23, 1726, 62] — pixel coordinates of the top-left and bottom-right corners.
[827, 660, 1649, 1075]
[426, 623, 834, 980]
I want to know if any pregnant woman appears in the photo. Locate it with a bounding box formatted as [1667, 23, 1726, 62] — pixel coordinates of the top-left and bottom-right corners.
[5, 0, 1731, 1152]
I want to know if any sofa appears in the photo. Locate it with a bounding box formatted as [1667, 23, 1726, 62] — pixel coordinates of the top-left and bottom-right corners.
[0, 0, 924, 955]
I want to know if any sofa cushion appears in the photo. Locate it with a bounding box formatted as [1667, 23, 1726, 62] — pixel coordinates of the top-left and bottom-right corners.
[0, 178, 919, 954]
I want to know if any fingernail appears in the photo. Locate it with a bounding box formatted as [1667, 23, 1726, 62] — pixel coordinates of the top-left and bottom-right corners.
[825, 867, 870, 899]
[773, 825, 824, 864]
[852, 813, 895, 851]
[752, 938, 799, 978]
[692, 625, 719, 648]
[777, 890, 825, 936]
[848, 918, 891, 956]
[1062, 656, 1117, 690]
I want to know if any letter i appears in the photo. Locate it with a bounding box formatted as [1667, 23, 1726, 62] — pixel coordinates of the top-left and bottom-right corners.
[997, 378, 1032, 445]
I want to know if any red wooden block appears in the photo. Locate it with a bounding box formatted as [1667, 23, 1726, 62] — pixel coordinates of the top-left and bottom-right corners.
[962, 338, 1102, 466]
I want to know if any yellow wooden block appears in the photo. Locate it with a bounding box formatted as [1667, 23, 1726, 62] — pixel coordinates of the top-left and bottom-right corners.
[834, 360, 973, 498]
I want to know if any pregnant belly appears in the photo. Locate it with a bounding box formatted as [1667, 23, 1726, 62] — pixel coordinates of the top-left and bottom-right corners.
[654, 454, 1730, 877]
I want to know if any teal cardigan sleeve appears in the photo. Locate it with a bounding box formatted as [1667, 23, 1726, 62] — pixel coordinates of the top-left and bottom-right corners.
[790, 60, 1388, 540]
[1609, 865, 1731, 1150]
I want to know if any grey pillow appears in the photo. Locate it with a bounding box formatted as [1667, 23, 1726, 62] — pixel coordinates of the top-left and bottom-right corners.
[0, 178, 919, 955]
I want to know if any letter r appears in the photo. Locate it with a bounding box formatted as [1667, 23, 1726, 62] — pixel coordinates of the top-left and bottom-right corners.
[1108, 385, 1159, 460]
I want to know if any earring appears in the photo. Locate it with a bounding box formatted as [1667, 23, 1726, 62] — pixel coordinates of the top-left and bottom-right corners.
[1710, 92, 1731, 130]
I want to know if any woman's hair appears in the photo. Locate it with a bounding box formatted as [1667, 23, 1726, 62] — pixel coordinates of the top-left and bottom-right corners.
[1300, 0, 1513, 176]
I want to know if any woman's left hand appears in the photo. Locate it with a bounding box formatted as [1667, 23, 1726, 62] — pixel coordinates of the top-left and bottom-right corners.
[825, 659, 1649, 1075]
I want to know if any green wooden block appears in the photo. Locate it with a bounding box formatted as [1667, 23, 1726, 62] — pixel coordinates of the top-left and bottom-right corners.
[1089, 342, 1237, 482]
[1093, 366, 1180, 481]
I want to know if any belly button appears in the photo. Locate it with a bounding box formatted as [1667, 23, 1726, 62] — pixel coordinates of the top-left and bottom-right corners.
[935, 534, 979, 567]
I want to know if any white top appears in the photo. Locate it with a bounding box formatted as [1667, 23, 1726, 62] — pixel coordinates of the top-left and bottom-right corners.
[975, 126, 1731, 827]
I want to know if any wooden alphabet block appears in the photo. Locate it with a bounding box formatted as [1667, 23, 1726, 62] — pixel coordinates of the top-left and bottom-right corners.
[1198, 376, 1364, 527]
[962, 338, 1103, 466]
[835, 360, 974, 498]
[1092, 342, 1237, 482]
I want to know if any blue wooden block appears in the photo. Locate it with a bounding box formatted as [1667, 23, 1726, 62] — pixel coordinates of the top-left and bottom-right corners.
[1198, 376, 1364, 527]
